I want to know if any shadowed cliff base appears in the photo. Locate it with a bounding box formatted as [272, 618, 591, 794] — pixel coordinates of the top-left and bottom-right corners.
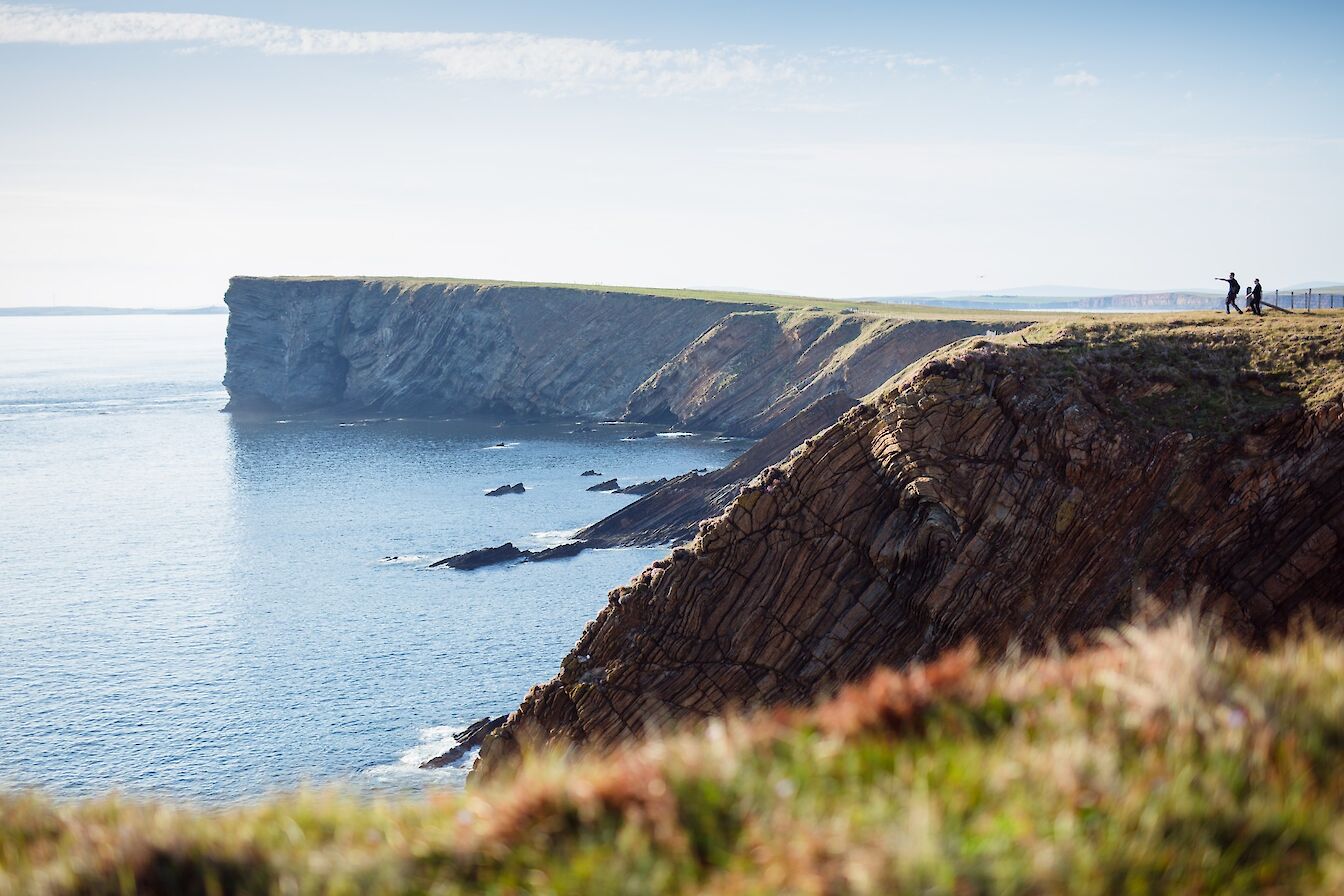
[475, 314, 1344, 778]
[8, 620, 1344, 894]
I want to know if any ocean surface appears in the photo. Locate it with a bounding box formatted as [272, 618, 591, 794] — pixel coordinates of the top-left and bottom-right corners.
[0, 314, 746, 800]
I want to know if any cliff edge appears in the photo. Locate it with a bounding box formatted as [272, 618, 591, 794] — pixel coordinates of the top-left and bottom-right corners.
[476, 315, 1344, 775]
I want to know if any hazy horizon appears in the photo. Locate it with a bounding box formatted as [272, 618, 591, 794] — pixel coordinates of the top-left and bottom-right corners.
[2, 1, 1341, 308]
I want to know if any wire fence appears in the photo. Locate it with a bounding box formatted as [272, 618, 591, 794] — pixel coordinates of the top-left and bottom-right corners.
[1273, 289, 1342, 312]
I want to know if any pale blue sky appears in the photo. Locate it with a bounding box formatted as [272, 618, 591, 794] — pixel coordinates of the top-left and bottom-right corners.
[1, 1, 1340, 306]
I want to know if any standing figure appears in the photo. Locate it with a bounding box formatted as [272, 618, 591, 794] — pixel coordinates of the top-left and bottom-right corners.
[1216, 272, 1242, 314]
[1248, 278, 1264, 316]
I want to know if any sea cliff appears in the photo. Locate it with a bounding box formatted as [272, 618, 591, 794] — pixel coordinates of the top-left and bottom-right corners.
[222, 277, 1000, 435]
[476, 316, 1344, 775]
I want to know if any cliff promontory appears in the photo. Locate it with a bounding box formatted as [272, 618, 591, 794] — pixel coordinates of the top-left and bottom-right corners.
[476, 316, 1344, 775]
[223, 277, 1001, 434]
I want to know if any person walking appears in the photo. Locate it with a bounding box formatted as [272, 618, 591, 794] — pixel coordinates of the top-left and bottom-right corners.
[1216, 272, 1242, 314]
[1248, 278, 1264, 316]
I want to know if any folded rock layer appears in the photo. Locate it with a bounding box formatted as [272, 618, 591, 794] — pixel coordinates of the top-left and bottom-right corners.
[475, 317, 1344, 776]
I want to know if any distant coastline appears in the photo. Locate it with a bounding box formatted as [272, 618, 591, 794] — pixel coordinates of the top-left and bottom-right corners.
[0, 305, 227, 317]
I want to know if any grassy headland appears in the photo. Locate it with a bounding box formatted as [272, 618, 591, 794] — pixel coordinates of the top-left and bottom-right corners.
[5, 619, 1344, 894]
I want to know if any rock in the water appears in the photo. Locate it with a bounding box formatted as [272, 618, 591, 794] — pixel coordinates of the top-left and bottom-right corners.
[485, 483, 526, 496]
[580, 470, 602, 477]
[614, 478, 669, 496]
[585, 479, 620, 492]
[526, 541, 593, 562]
[577, 392, 859, 548]
[420, 716, 507, 769]
[429, 543, 525, 570]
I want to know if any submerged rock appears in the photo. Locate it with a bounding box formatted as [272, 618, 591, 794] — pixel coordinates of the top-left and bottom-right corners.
[485, 483, 525, 496]
[585, 479, 620, 492]
[580, 470, 602, 477]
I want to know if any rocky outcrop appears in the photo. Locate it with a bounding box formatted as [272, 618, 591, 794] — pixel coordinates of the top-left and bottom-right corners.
[475, 318, 1344, 776]
[223, 278, 1006, 435]
[420, 716, 506, 769]
[429, 543, 525, 570]
[624, 313, 999, 436]
[485, 483, 526, 496]
[577, 392, 859, 548]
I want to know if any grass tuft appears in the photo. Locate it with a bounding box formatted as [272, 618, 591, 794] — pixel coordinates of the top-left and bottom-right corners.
[5, 618, 1344, 893]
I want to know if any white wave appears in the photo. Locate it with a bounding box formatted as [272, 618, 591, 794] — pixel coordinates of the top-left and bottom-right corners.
[481, 442, 518, 450]
[377, 554, 425, 565]
[657, 431, 695, 438]
[358, 721, 482, 790]
[529, 528, 578, 547]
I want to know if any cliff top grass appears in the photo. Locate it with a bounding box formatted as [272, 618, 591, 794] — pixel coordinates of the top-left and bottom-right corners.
[966, 312, 1344, 437]
[236, 274, 1130, 323]
[5, 618, 1344, 895]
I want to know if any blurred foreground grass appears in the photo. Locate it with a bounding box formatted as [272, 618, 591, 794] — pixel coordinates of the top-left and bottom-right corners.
[4, 618, 1344, 894]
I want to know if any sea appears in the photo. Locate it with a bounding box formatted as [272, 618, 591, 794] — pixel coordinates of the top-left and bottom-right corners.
[0, 313, 746, 800]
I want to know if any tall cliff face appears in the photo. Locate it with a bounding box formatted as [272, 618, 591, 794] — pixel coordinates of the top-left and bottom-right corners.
[223, 278, 755, 418]
[223, 278, 1005, 434]
[475, 317, 1344, 776]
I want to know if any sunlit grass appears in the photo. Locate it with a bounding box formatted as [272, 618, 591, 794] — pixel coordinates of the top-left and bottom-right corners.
[5, 618, 1344, 894]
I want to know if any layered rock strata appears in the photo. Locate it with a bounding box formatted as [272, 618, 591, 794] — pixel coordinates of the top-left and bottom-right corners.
[223, 278, 998, 435]
[475, 318, 1344, 776]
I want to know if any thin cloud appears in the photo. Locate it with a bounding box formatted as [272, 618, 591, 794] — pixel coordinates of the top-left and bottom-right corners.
[0, 4, 807, 95]
[1054, 69, 1100, 89]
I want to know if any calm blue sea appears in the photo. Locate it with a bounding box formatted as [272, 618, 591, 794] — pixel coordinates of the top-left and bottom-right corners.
[0, 314, 743, 800]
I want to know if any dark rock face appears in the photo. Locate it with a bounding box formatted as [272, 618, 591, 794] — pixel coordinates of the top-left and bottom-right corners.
[475, 322, 1344, 777]
[585, 479, 620, 492]
[223, 277, 1010, 435]
[420, 716, 506, 769]
[528, 541, 592, 562]
[431, 540, 594, 571]
[485, 483, 526, 496]
[429, 543, 525, 570]
[614, 478, 669, 496]
[580, 470, 602, 477]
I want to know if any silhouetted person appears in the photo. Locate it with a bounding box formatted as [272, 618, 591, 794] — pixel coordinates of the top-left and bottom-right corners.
[1248, 278, 1264, 316]
[1216, 272, 1242, 314]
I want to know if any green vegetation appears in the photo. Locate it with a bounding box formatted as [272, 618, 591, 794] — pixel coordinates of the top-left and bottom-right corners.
[974, 314, 1344, 437]
[5, 618, 1344, 894]
[247, 274, 1082, 322]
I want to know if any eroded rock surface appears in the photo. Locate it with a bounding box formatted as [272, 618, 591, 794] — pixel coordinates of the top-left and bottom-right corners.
[476, 318, 1344, 777]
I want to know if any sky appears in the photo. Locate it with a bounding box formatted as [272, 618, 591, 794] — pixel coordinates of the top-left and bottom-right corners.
[1, 1, 1341, 307]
